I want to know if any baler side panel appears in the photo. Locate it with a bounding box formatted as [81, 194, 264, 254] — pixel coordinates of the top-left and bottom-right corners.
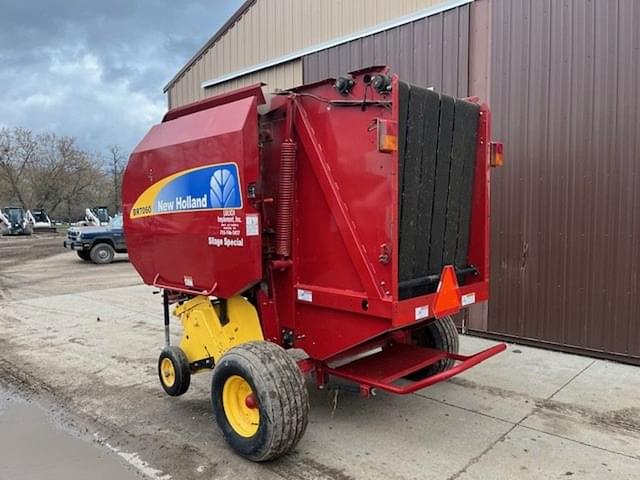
[261, 80, 398, 359]
[292, 93, 395, 299]
[295, 159, 364, 291]
[123, 96, 262, 298]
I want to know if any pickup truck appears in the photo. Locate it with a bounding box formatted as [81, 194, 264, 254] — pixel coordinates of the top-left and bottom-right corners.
[64, 215, 127, 264]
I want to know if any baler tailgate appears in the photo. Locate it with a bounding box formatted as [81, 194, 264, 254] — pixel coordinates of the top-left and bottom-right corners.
[325, 342, 506, 395]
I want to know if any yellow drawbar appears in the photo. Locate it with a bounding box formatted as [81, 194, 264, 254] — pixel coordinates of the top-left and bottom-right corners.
[173, 295, 263, 367]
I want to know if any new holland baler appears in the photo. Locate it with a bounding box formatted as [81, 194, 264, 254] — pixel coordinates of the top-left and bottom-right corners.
[122, 66, 505, 461]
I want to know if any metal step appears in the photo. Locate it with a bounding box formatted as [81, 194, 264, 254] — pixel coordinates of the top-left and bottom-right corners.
[324, 341, 506, 395]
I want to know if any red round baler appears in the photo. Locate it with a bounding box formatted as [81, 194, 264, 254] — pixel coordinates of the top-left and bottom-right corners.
[122, 67, 505, 461]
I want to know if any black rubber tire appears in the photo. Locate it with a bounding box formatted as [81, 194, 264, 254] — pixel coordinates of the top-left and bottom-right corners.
[409, 316, 459, 379]
[158, 346, 191, 396]
[211, 341, 309, 462]
[76, 250, 91, 261]
[90, 243, 115, 264]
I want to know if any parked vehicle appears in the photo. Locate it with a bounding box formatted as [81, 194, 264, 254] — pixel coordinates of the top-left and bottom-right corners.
[64, 215, 126, 264]
[1, 207, 33, 236]
[78, 206, 112, 226]
[26, 208, 57, 233]
[0, 210, 9, 234]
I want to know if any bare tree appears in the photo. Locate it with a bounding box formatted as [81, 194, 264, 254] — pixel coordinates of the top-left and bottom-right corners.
[0, 127, 111, 221]
[59, 151, 108, 221]
[107, 145, 125, 213]
[0, 127, 38, 208]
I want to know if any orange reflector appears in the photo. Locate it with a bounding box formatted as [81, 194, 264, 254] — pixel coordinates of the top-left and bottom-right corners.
[490, 141, 504, 167]
[380, 134, 398, 152]
[433, 265, 461, 318]
[377, 119, 398, 153]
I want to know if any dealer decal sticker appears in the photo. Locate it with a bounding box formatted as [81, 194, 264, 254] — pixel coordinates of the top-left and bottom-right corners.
[461, 292, 476, 306]
[246, 214, 259, 236]
[415, 305, 429, 320]
[130, 163, 242, 219]
[297, 289, 313, 302]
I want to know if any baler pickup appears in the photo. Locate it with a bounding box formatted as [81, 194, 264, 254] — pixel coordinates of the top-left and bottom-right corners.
[123, 66, 504, 462]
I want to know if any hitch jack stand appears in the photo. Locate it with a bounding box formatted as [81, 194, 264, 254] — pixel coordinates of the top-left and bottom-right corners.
[163, 289, 170, 347]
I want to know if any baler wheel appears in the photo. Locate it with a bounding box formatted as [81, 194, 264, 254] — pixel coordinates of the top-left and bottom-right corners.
[158, 346, 191, 396]
[211, 341, 309, 462]
[408, 316, 459, 379]
[76, 250, 90, 261]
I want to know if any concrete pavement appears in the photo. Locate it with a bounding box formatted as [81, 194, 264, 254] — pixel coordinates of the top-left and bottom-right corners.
[0, 244, 638, 479]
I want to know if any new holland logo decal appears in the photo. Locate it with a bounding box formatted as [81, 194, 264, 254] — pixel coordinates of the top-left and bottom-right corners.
[130, 163, 242, 219]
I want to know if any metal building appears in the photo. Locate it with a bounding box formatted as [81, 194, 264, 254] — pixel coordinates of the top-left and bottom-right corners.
[165, 0, 640, 364]
[164, 0, 462, 105]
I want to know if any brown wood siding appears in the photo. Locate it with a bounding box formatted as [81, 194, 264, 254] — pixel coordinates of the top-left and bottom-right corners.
[487, 0, 640, 361]
[302, 4, 470, 98]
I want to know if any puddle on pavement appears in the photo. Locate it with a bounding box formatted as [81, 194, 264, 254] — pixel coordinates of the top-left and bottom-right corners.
[0, 394, 142, 480]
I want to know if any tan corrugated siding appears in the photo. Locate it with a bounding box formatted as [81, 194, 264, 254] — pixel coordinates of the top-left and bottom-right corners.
[203, 59, 303, 97]
[168, 0, 451, 106]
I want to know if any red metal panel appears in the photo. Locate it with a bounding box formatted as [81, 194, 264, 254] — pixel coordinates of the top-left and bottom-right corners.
[292, 97, 388, 299]
[162, 83, 265, 122]
[123, 95, 262, 298]
[468, 104, 491, 281]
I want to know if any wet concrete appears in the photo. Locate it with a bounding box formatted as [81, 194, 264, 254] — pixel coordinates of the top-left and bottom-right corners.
[0, 389, 141, 480]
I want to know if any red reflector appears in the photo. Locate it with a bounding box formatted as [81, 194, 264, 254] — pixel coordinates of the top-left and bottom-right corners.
[433, 265, 461, 318]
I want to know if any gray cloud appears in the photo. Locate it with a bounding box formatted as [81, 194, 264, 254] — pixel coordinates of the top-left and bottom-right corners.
[0, 0, 244, 153]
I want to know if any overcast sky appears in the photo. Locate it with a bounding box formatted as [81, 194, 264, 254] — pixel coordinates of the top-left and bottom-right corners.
[0, 0, 244, 154]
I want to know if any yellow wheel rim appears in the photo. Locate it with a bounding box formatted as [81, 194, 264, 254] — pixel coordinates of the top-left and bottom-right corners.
[160, 358, 176, 388]
[222, 375, 260, 437]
